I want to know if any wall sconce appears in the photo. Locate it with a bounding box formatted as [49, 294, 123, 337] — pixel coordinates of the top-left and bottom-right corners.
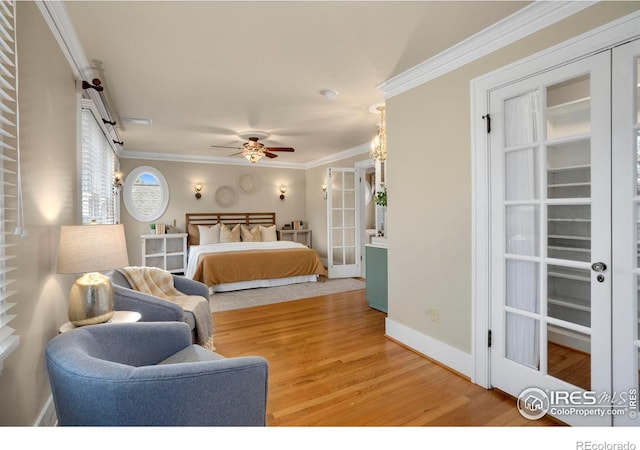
[114, 171, 124, 190]
[322, 184, 327, 200]
[193, 184, 203, 199]
[279, 186, 287, 200]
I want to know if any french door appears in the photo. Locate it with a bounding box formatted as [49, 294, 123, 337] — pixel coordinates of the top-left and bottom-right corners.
[326, 168, 361, 278]
[489, 51, 613, 426]
[611, 38, 640, 427]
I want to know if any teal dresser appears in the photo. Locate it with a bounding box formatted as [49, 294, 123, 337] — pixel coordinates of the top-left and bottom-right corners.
[365, 244, 388, 313]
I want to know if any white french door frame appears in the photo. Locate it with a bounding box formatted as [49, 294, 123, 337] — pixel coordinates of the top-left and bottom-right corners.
[355, 159, 375, 278]
[611, 38, 640, 427]
[471, 12, 640, 389]
[326, 167, 361, 278]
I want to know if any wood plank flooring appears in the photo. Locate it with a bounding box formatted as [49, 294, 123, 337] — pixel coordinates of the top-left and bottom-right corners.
[547, 342, 591, 391]
[212, 287, 563, 426]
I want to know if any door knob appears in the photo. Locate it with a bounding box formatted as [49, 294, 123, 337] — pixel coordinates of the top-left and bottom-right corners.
[591, 262, 607, 272]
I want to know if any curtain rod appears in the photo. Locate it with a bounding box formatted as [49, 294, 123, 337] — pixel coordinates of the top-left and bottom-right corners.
[79, 78, 123, 148]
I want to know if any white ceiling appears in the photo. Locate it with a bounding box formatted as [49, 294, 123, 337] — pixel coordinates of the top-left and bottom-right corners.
[63, 1, 529, 166]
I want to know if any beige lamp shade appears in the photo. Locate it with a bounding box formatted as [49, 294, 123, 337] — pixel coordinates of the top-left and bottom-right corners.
[57, 224, 129, 274]
[57, 224, 129, 326]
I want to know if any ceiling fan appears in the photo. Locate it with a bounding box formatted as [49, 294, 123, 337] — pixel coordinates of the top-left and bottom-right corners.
[211, 131, 294, 163]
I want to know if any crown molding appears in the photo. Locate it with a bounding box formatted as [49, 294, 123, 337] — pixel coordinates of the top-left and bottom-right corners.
[37, 1, 121, 144]
[120, 142, 371, 170]
[303, 143, 370, 169]
[377, 1, 596, 99]
[119, 150, 306, 170]
[36, 1, 89, 80]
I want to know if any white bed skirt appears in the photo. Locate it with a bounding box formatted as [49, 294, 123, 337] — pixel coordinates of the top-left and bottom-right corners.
[209, 274, 319, 294]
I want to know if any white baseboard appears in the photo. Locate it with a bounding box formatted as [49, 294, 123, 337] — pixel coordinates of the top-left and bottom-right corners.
[548, 325, 590, 354]
[385, 318, 473, 378]
[34, 395, 57, 427]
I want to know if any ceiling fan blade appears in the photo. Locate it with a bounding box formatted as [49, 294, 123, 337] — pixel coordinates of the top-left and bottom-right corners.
[228, 152, 243, 157]
[266, 147, 295, 152]
[211, 145, 242, 150]
[264, 151, 278, 159]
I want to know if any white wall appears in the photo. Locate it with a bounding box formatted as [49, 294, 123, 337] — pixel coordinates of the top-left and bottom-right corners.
[0, 2, 77, 425]
[385, 2, 640, 360]
[119, 158, 307, 266]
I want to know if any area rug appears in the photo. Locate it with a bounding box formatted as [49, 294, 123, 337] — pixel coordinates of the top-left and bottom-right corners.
[209, 278, 366, 312]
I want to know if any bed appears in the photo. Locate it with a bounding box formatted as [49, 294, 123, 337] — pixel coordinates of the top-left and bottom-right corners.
[185, 212, 327, 292]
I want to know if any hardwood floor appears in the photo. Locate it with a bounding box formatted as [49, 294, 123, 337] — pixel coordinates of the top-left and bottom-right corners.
[212, 287, 563, 426]
[547, 342, 591, 391]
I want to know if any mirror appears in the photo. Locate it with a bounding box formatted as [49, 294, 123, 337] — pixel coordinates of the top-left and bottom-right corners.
[122, 166, 169, 222]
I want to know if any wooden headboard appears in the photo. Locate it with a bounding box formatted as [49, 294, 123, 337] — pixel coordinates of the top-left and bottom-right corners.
[185, 212, 276, 246]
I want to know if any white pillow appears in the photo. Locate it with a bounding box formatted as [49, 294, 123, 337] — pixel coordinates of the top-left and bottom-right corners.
[259, 224, 277, 242]
[198, 223, 221, 244]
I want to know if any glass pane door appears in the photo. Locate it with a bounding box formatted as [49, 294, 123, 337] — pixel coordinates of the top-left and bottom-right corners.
[490, 51, 612, 426]
[545, 75, 593, 391]
[327, 168, 360, 278]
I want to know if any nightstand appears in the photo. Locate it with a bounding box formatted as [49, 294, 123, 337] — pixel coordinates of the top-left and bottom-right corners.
[59, 310, 142, 333]
[276, 229, 312, 248]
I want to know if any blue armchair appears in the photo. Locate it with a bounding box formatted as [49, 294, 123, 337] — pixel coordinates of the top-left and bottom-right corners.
[45, 321, 269, 426]
[106, 269, 210, 342]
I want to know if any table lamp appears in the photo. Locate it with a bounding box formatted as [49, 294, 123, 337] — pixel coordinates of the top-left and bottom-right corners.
[57, 224, 129, 326]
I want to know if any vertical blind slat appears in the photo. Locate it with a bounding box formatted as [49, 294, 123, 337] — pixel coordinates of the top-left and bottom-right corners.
[0, 0, 19, 373]
[81, 103, 118, 225]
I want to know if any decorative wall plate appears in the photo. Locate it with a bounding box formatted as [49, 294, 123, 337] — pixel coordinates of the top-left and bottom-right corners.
[237, 173, 259, 194]
[215, 185, 238, 207]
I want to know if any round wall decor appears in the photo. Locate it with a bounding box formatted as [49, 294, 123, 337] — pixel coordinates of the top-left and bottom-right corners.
[237, 173, 259, 194]
[215, 185, 238, 207]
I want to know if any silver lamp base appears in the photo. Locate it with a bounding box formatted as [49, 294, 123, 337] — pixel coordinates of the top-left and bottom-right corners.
[68, 272, 115, 326]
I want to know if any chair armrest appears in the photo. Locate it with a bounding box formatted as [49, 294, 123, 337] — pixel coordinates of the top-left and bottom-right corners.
[173, 275, 209, 299]
[113, 285, 184, 323]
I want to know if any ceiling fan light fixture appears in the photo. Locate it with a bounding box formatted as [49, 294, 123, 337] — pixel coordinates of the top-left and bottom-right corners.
[243, 149, 264, 163]
[210, 131, 294, 162]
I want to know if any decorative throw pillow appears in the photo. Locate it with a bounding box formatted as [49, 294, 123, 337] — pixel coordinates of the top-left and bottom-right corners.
[188, 224, 200, 246]
[241, 224, 261, 242]
[219, 223, 240, 242]
[198, 223, 221, 244]
[259, 224, 277, 242]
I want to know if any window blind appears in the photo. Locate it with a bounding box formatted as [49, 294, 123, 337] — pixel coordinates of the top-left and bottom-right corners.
[80, 99, 119, 225]
[0, 0, 20, 374]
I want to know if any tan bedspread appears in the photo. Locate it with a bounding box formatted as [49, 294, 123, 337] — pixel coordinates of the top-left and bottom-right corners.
[191, 247, 328, 287]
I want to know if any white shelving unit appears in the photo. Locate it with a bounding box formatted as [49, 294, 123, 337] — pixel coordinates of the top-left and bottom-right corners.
[140, 233, 188, 274]
[546, 95, 592, 335]
[276, 229, 312, 248]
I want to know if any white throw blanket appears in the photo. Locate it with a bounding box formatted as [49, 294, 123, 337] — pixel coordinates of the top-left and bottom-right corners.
[117, 266, 215, 351]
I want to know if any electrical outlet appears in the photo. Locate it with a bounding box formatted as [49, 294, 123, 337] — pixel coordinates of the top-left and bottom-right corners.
[430, 307, 440, 323]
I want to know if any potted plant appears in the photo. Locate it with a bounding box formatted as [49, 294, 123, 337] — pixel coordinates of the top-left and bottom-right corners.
[374, 186, 387, 237]
[374, 186, 387, 207]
